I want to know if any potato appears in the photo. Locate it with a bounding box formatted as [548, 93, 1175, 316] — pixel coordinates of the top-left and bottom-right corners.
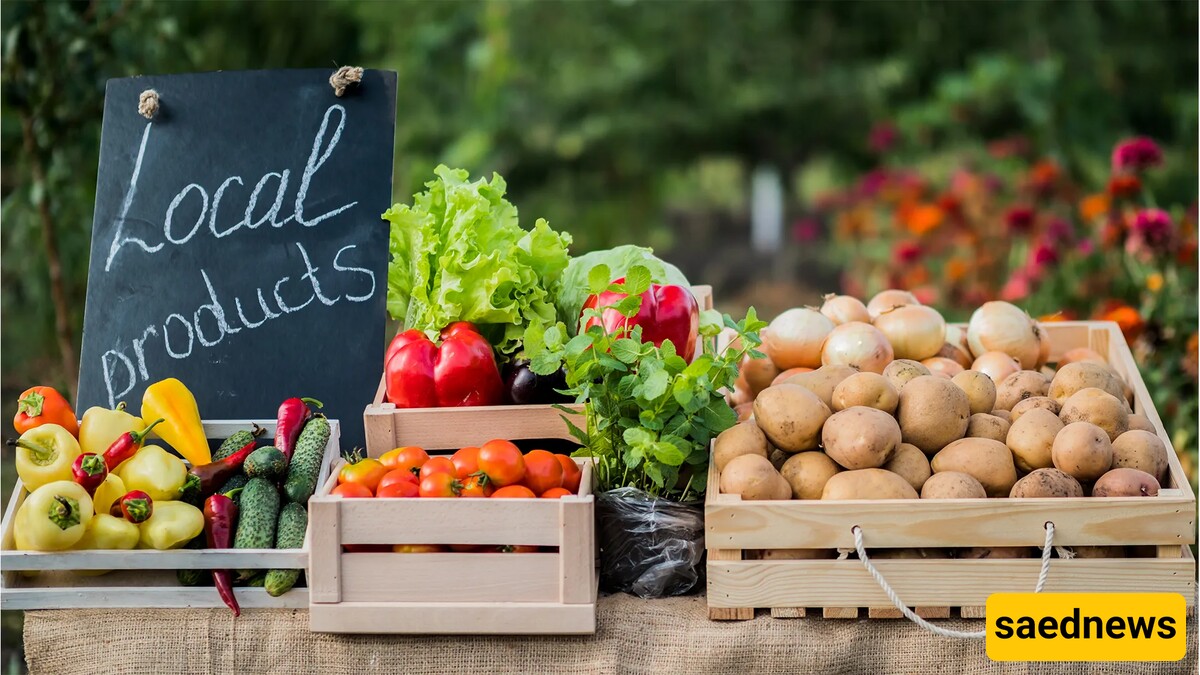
[735, 402, 754, 422]
[832, 372, 899, 414]
[994, 370, 1050, 411]
[966, 413, 1010, 443]
[920, 471, 987, 499]
[1069, 546, 1126, 559]
[958, 547, 1034, 559]
[781, 365, 859, 409]
[1009, 468, 1084, 498]
[1005, 408, 1063, 472]
[896, 375, 971, 454]
[1010, 396, 1059, 424]
[873, 548, 950, 560]
[1051, 422, 1114, 482]
[738, 354, 781, 396]
[1059, 387, 1129, 441]
[750, 548, 837, 560]
[1127, 413, 1155, 433]
[1111, 430, 1169, 483]
[719, 454, 792, 500]
[930, 438, 1018, 497]
[713, 421, 769, 472]
[881, 443, 931, 491]
[883, 359, 931, 391]
[1049, 361, 1126, 404]
[991, 409, 1012, 423]
[1092, 467, 1160, 497]
[821, 469, 919, 500]
[822, 407, 902, 470]
[752, 384, 831, 453]
[952, 370, 997, 415]
[780, 451, 841, 499]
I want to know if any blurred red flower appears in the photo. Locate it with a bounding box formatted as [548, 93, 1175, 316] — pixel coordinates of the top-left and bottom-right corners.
[1107, 174, 1142, 199]
[1111, 137, 1163, 173]
[869, 122, 899, 154]
[1126, 208, 1174, 255]
[1027, 160, 1060, 197]
[893, 240, 922, 264]
[792, 217, 822, 243]
[1005, 205, 1036, 234]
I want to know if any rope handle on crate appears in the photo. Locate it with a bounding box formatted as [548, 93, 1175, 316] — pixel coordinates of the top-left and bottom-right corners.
[851, 521, 1056, 639]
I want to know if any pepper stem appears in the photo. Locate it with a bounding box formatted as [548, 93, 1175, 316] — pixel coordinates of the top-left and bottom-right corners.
[122, 497, 152, 523]
[17, 392, 45, 417]
[8, 437, 56, 462]
[80, 454, 106, 476]
[130, 418, 165, 444]
[48, 495, 81, 531]
[301, 397, 324, 409]
[115, 401, 127, 412]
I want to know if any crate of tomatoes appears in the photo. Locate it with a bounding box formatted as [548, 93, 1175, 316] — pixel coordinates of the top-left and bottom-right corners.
[307, 428, 596, 634]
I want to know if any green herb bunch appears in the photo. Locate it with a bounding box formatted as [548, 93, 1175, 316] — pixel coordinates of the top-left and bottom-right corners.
[527, 264, 766, 501]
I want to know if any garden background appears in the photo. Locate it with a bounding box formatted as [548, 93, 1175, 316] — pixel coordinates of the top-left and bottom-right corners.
[1, 0, 1197, 668]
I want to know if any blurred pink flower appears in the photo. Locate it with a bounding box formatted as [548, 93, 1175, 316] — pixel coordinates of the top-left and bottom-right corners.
[1112, 137, 1163, 173]
[911, 286, 940, 305]
[1000, 271, 1033, 302]
[869, 122, 899, 154]
[1126, 208, 1174, 254]
[1078, 238, 1096, 255]
[892, 241, 922, 264]
[1045, 217, 1073, 243]
[792, 217, 822, 243]
[1005, 205, 1036, 234]
[1030, 239, 1059, 268]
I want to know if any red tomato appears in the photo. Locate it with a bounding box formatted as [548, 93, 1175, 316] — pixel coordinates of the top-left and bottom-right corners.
[392, 544, 446, 553]
[540, 487, 572, 499]
[419, 472, 461, 498]
[458, 475, 493, 498]
[379, 468, 418, 490]
[332, 482, 373, 498]
[556, 455, 583, 493]
[478, 439, 525, 486]
[491, 485, 536, 499]
[339, 457, 388, 493]
[521, 449, 563, 495]
[377, 480, 419, 498]
[380, 447, 422, 471]
[419, 456, 456, 481]
[451, 446, 481, 479]
[390, 446, 430, 476]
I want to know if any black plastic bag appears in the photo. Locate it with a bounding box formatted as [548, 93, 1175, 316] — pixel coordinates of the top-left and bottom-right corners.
[596, 487, 705, 599]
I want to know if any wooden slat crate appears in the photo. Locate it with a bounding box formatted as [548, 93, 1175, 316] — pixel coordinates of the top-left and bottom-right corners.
[0, 419, 340, 610]
[307, 417, 597, 634]
[363, 285, 713, 455]
[706, 321, 1197, 620]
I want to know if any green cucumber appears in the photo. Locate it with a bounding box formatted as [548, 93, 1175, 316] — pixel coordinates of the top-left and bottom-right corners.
[245, 446, 288, 480]
[232, 477, 280, 581]
[284, 416, 330, 504]
[264, 502, 308, 597]
[213, 425, 262, 462]
[176, 536, 210, 586]
[219, 473, 250, 502]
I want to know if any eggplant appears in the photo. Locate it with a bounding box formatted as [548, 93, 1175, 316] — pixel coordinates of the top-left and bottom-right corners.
[505, 360, 570, 405]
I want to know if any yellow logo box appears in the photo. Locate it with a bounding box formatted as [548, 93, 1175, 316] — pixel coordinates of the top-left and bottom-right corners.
[986, 593, 1187, 662]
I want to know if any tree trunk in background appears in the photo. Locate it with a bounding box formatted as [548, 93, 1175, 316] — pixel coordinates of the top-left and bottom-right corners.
[750, 164, 784, 255]
[22, 115, 78, 401]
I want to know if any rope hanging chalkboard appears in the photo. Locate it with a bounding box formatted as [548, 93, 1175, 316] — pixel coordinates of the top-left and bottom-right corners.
[138, 89, 160, 119]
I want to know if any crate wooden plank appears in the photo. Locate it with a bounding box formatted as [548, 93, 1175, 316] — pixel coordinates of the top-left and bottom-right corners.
[340, 552, 562, 603]
[336, 499, 569, 547]
[308, 497, 341, 604]
[869, 606, 951, 619]
[823, 608, 859, 619]
[310, 600, 597, 634]
[1, 569, 308, 609]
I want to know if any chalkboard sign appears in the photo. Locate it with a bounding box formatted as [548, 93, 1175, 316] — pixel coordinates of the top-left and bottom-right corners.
[78, 69, 398, 449]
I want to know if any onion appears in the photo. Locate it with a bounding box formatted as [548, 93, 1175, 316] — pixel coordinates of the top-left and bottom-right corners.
[764, 308, 835, 370]
[966, 301, 1045, 368]
[971, 351, 1021, 383]
[820, 294, 871, 325]
[820, 321, 894, 374]
[873, 305, 946, 361]
[921, 356, 965, 379]
[1059, 347, 1107, 367]
[737, 354, 781, 396]
[771, 367, 814, 387]
[867, 289, 920, 320]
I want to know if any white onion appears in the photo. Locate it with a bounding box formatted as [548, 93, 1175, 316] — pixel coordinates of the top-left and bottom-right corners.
[921, 356, 965, 379]
[873, 304, 946, 361]
[867, 289, 920, 320]
[1059, 347, 1107, 367]
[820, 294, 871, 325]
[972, 351, 1021, 383]
[966, 301, 1045, 368]
[937, 325, 974, 368]
[764, 308, 835, 370]
[821, 321, 894, 374]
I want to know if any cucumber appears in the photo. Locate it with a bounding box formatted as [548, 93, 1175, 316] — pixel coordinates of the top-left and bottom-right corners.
[218, 473, 250, 502]
[232, 477, 280, 581]
[245, 446, 288, 480]
[264, 503, 308, 597]
[213, 428, 259, 462]
[284, 416, 330, 504]
[176, 536, 210, 586]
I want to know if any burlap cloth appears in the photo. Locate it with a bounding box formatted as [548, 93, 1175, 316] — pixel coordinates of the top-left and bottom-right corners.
[24, 594, 1197, 674]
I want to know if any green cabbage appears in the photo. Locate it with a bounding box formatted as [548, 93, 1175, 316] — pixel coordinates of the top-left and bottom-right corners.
[556, 245, 691, 334]
[385, 166, 572, 355]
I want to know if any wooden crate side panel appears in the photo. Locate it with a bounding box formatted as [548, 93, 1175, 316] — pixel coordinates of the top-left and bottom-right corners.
[330, 498, 573, 546]
[308, 498, 342, 603]
[339, 552, 562, 603]
[707, 557, 1196, 609]
[363, 403, 584, 454]
[310, 600, 596, 634]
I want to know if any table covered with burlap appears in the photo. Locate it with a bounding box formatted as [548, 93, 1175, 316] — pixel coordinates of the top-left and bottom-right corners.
[24, 594, 1197, 674]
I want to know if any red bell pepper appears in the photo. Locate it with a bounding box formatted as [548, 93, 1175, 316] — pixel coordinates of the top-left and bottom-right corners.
[384, 322, 504, 408]
[582, 278, 700, 361]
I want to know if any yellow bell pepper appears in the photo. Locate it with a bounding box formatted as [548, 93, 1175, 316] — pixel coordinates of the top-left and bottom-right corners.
[15, 481, 94, 551]
[116, 445, 188, 502]
[72, 513, 140, 575]
[141, 378, 210, 467]
[138, 501, 204, 550]
[92, 473, 127, 517]
[79, 403, 145, 457]
[12, 424, 81, 492]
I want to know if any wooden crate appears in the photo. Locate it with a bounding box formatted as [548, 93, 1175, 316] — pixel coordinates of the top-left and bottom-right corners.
[0, 419, 340, 610]
[307, 427, 597, 634]
[363, 285, 714, 455]
[706, 321, 1197, 620]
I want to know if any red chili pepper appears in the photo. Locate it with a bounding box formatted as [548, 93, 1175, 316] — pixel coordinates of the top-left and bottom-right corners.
[189, 441, 255, 496]
[275, 397, 321, 461]
[101, 418, 165, 471]
[113, 490, 153, 523]
[384, 322, 504, 408]
[71, 453, 108, 494]
[204, 491, 241, 617]
[583, 278, 700, 361]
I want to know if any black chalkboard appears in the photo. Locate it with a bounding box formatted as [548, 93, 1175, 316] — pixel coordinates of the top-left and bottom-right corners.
[78, 69, 397, 450]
